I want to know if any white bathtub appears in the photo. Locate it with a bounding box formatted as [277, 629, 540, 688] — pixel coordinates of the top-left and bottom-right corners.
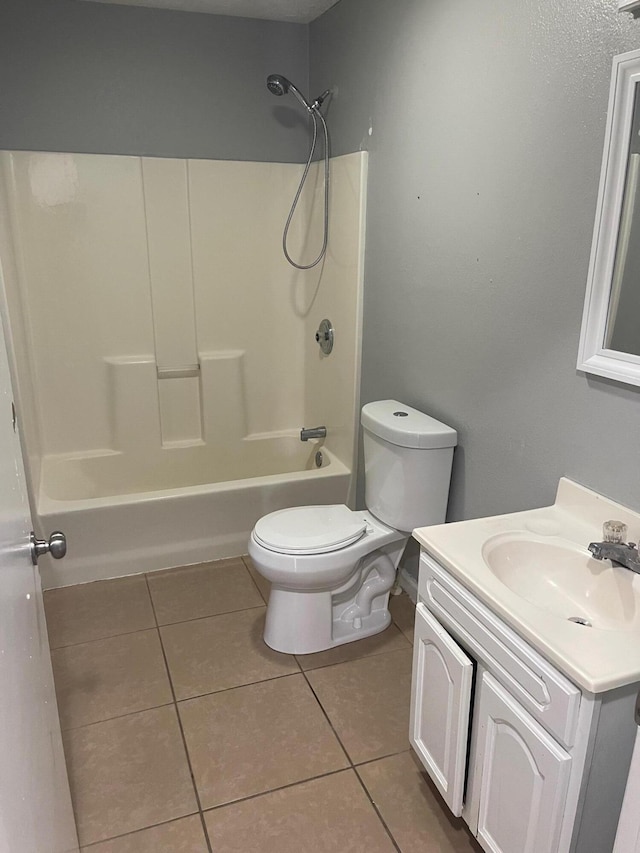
[36, 438, 351, 588]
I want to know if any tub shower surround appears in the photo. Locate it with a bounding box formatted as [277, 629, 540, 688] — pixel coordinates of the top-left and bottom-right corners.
[0, 151, 366, 586]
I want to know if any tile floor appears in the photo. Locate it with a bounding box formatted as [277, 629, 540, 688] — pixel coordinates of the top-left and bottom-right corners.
[44, 557, 481, 852]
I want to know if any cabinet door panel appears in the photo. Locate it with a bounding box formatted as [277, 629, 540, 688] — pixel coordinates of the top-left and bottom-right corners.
[474, 672, 571, 853]
[410, 603, 474, 816]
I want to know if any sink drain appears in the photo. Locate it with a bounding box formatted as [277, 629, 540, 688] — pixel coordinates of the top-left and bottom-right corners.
[568, 616, 593, 627]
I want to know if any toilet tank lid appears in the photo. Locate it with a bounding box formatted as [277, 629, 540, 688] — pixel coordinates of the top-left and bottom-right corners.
[361, 400, 457, 449]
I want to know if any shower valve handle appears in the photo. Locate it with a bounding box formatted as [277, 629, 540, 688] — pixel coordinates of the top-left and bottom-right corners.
[30, 530, 67, 565]
[315, 319, 334, 355]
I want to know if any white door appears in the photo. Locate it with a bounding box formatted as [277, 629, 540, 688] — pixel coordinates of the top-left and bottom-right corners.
[0, 307, 78, 851]
[410, 603, 474, 816]
[471, 671, 571, 853]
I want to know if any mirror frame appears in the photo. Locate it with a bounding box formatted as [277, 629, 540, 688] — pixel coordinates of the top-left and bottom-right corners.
[578, 47, 640, 387]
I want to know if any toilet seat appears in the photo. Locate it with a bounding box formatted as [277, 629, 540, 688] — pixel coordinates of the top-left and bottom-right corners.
[253, 505, 367, 555]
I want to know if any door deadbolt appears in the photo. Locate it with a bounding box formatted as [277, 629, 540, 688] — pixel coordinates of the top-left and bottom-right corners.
[30, 531, 67, 565]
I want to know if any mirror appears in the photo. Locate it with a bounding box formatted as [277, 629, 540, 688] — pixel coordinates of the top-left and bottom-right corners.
[578, 47, 640, 386]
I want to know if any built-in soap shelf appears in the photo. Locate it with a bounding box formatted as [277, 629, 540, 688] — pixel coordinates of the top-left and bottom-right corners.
[156, 364, 201, 379]
[105, 351, 249, 451]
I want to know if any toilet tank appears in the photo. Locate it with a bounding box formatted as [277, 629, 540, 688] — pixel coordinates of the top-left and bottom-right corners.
[361, 400, 457, 533]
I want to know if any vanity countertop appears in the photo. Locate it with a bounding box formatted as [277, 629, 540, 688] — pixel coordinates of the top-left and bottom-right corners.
[413, 478, 640, 694]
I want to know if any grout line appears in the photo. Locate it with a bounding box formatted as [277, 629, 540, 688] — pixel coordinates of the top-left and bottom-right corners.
[299, 668, 353, 768]
[352, 747, 412, 768]
[48, 623, 158, 651]
[60, 695, 175, 734]
[200, 766, 351, 815]
[352, 764, 402, 853]
[155, 603, 268, 631]
[240, 556, 269, 605]
[147, 574, 160, 628]
[76, 812, 201, 850]
[295, 638, 412, 674]
[175, 669, 303, 706]
[197, 810, 213, 853]
[144, 575, 214, 853]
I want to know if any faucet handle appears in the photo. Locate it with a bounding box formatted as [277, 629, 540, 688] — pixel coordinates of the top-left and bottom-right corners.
[603, 519, 627, 544]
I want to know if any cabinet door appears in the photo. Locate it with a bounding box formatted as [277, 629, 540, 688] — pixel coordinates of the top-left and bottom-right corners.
[410, 603, 474, 816]
[472, 671, 571, 853]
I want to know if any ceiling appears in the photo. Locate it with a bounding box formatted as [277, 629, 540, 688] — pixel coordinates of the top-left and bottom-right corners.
[78, 0, 339, 23]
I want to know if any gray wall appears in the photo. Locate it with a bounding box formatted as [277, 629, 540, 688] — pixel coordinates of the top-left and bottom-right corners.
[0, 0, 308, 162]
[311, 0, 640, 522]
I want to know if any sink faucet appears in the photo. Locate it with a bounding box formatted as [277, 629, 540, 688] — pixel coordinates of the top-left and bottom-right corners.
[588, 540, 640, 574]
[300, 426, 327, 442]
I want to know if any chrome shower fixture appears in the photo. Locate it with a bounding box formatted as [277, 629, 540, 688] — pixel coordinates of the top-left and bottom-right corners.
[265, 73, 332, 270]
[266, 73, 288, 96]
[266, 74, 330, 114]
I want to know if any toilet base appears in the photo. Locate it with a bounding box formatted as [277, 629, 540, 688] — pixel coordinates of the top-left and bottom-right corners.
[262, 541, 406, 655]
[332, 604, 392, 647]
[264, 586, 393, 654]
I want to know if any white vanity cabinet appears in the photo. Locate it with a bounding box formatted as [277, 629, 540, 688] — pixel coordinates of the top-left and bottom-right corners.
[410, 551, 638, 853]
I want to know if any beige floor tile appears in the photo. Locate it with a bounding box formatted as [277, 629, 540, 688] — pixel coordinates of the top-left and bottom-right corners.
[358, 751, 482, 852]
[242, 554, 270, 602]
[180, 673, 348, 808]
[147, 559, 264, 625]
[390, 591, 416, 643]
[52, 629, 173, 730]
[306, 648, 413, 764]
[64, 705, 197, 846]
[204, 770, 396, 852]
[79, 815, 209, 853]
[160, 606, 298, 700]
[296, 623, 411, 671]
[44, 576, 155, 648]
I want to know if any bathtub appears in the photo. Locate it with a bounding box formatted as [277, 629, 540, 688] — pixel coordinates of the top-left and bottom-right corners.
[36, 437, 351, 589]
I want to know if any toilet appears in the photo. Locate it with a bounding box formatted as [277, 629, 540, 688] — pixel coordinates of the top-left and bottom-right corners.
[248, 400, 457, 654]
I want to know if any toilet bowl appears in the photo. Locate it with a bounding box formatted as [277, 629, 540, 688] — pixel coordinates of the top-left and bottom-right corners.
[249, 400, 457, 655]
[249, 506, 408, 654]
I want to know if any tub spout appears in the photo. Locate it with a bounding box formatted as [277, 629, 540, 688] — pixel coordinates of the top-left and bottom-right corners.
[300, 426, 326, 441]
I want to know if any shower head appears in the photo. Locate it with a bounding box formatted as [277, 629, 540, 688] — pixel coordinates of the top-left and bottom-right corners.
[266, 74, 289, 97]
[266, 74, 313, 112]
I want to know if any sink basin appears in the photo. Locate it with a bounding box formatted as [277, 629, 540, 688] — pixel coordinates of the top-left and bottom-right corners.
[481, 534, 640, 631]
